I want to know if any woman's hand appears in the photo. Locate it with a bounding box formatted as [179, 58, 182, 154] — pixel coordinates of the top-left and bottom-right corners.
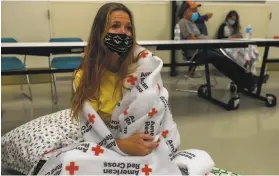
[116, 134, 159, 156]
[230, 33, 242, 39]
[207, 12, 213, 19]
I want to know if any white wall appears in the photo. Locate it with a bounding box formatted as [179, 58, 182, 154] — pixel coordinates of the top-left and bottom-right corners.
[266, 1, 279, 59]
[1, 1, 278, 71]
[1, 2, 51, 68]
[49, 1, 171, 71]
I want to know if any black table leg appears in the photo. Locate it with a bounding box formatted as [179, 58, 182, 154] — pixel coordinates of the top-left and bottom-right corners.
[204, 49, 212, 98]
[257, 46, 269, 95]
[170, 1, 177, 77]
[242, 46, 277, 107]
[170, 49, 177, 77]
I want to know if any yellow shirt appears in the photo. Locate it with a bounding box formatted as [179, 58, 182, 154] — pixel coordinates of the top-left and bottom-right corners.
[74, 70, 122, 126]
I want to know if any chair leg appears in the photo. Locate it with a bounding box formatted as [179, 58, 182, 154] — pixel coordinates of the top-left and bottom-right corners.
[211, 74, 218, 87]
[200, 65, 218, 88]
[176, 64, 219, 93]
[50, 75, 54, 102]
[20, 84, 24, 92]
[175, 67, 199, 93]
[48, 56, 58, 104]
[202, 73, 218, 87]
[26, 74, 33, 100]
[51, 73, 58, 104]
[1, 108, 5, 117]
[20, 74, 32, 101]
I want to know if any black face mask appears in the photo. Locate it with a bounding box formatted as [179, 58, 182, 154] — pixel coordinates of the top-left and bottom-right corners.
[104, 33, 133, 57]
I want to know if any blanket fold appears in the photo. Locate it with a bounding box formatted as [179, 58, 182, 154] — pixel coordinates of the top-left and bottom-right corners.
[32, 46, 215, 175]
[223, 45, 260, 75]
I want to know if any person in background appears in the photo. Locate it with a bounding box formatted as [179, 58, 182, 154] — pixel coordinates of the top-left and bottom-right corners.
[193, 2, 213, 36]
[217, 10, 242, 39]
[177, 2, 267, 92]
[178, 1, 209, 77]
[195, 11, 213, 36]
[217, 10, 269, 82]
[181, 1, 213, 36]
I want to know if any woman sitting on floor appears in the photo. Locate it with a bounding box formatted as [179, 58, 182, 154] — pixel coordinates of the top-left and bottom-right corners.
[30, 2, 216, 175]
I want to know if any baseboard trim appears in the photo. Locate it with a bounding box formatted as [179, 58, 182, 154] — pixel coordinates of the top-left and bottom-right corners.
[267, 63, 279, 71]
[1, 73, 73, 85]
[2, 65, 278, 86]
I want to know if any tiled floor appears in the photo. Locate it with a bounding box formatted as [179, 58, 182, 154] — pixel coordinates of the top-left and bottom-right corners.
[1, 71, 279, 174]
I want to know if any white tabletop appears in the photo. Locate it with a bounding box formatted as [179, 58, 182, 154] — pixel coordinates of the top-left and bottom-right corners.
[1, 42, 86, 47]
[235, 38, 279, 42]
[138, 39, 252, 45]
[1, 39, 254, 48]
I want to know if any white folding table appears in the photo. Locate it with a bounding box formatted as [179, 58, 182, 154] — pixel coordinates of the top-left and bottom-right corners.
[1, 39, 253, 75]
[3, 39, 277, 110]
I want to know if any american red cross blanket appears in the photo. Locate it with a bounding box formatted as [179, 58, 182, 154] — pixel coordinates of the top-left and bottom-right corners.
[31, 46, 215, 175]
[222, 45, 260, 75]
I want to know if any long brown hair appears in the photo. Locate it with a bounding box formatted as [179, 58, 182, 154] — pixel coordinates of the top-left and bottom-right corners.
[71, 2, 137, 119]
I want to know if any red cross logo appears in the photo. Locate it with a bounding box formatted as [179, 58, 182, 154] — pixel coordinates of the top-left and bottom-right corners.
[123, 108, 128, 116]
[65, 162, 79, 175]
[157, 84, 160, 92]
[127, 76, 137, 85]
[141, 164, 152, 176]
[148, 108, 158, 118]
[161, 130, 169, 138]
[88, 113, 95, 124]
[91, 145, 104, 156]
[139, 51, 149, 59]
